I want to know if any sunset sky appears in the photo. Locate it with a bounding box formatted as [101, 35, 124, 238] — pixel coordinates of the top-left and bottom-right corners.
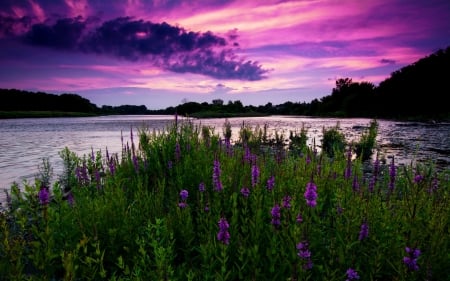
[1, 0, 449, 109]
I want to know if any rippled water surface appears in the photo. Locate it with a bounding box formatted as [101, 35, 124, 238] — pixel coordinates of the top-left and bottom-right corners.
[1, 115, 449, 199]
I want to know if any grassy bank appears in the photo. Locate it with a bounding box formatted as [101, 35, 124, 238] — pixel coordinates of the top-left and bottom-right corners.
[1, 118, 449, 280]
[0, 111, 98, 119]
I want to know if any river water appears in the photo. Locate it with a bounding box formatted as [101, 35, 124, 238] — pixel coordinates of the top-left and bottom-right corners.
[1, 115, 449, 200]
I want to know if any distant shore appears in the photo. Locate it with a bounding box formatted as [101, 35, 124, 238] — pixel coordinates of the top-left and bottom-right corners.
[0, 111, 98, 119]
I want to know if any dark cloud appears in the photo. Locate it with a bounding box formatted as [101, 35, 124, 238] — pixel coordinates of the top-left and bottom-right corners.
[25, 17, 86, 49]
[20, 16, 268, 80]
[380, 58, 396, 65]
[0, 16, 33, 37]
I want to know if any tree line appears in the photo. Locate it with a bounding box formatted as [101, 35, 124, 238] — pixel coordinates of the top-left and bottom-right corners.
[1, 46, 449, 120]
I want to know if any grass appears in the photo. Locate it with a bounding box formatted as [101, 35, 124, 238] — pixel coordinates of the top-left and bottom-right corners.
[0, 118, 449, 280]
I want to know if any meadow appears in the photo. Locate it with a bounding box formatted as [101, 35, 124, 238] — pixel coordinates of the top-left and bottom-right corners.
[0, 117, 449, 280]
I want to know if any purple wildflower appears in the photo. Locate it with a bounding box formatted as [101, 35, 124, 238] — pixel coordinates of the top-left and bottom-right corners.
[403, 247, 420, 271]
[296, 241, 313, 270]
[180, 189, 189, 201]
[266, 175, 275, 191]
[38, 187, 50, 205]
[358, 221, 369, 241]
[240, 187, 250, 197]
[346, 268, 360, 280]
[352, 174, 360, 192]
[389, 157, 396, 192]
[414, 174, 424, 184]
[168, 160, 173, 169]
[213, 159, 223, 192]
[66, 192, 74, 207]
[132, 155, 139, 171]
[198, 182, 205, 192]
[304, 181, 318, 208]
[251, 164, 260, 187]
[282, 195, 292, 209]
[296, 213, 303, 224]
[178, 202, 187, 209]
[428, 174, 439, 194]
[217, 217, 230, 245]
[271, 204, 281, 227]
[108, 157, 116, 176]
[306, 154, 311, 165]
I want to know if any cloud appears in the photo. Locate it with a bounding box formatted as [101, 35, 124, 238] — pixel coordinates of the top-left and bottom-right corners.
[20, 16, 269, 80]
[380, 59, 396, 65]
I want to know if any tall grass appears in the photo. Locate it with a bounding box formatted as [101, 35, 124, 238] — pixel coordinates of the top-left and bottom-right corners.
[1, 118, 449, 280]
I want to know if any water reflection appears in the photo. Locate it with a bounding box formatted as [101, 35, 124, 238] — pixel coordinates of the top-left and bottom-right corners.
[0, 115, 449, 198]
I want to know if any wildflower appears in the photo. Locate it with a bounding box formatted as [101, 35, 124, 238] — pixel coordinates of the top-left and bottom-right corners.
[352, 174, 360, 192]
[403, 247, 420, 271]
[178, 202, 187, 209]
[198, 182, 205, 192]
[266, 175, 275, 191]
[414, 174, 424, 184]
[213, 159, 223, 192]
[306, 154, 311, 165]
[180, 189, 189, 201]
[217, 217, 230, 245]
[168, 160, 173, 169]
[296, 241, 313, 270]
[358, 221, 369, 241]
[251, 164, 260, 187]
[389, 157, 396, 192]
[66, 192, 74, 207]
[428, 174, 439, 194]
[132, 155, 139, 171]
[38, 187, 50, 205]
[304, 181, 318, 208]
[296, 213, 303, 224]
[271, 204, 281, 227]
[240, 187, 250, 197]
[282, 195, 292, 209]
[346, 268, 360, 280]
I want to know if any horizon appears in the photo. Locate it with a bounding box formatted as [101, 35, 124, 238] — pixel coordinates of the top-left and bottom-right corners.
[0, 0, 449, 110]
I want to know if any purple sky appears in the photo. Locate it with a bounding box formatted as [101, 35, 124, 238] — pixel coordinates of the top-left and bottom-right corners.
[1, 0, 449, 109]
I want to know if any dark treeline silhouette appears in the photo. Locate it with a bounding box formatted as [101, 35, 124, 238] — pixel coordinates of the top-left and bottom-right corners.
[1, 46, 449, 120]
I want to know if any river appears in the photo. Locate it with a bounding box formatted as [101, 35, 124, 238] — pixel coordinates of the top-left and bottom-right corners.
[1, 115, 449, 201]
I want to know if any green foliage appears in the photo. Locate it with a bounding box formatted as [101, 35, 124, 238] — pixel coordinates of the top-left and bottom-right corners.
[355, 119, 378, 161]
[1, 119, 449, 280]
[321, 123, 346, 158]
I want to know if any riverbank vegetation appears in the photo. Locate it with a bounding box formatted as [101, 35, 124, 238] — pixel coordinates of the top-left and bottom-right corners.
[1, 118, 448, 280]
[1, 46, 449, 121]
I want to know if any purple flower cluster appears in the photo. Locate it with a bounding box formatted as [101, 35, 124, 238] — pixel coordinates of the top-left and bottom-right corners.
[282, 195, 292, 209]
[271, 204, 281, 227]
[296, 241, 313, 270]
[175, 142, 181, 161]
[414, 173, 424, 184]
[358, 221, 369, 241]
[240, 187, 250, 197]
[304, 181, 318, 207]
[178, 189, 188, 208]
[217, 217, 230, 245]
[213, 159, 223, 192]
[266, 175, 275, 191]
[346, 268, 360, 280]
[352, 174, 360, 192]
[198, 182, 205, 192]
[38, 187, 50, 205]
[251, 164, 260, 187]
[403, 247, 420, 271]
[389, 157, 396, 192]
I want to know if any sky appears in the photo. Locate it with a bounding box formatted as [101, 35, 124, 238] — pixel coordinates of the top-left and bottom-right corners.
[0, 0, 449, 109]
